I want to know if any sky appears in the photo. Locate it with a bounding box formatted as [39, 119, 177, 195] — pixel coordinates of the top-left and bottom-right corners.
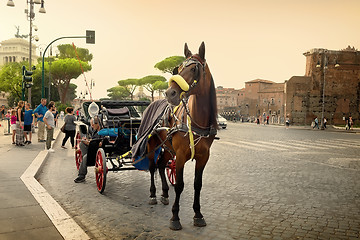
[1, 0, 360, 100]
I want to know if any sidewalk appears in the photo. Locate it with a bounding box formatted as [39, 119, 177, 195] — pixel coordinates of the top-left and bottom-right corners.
[0, 121, 64, 239]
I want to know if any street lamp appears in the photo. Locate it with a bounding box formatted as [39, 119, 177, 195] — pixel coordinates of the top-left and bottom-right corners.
[7, 0, 46, 105]
[316, 52, 339, 129]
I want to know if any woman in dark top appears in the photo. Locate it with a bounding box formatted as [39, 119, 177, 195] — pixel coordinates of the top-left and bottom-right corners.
[16, 101, 25, 146]
[61, 107, 77, 149]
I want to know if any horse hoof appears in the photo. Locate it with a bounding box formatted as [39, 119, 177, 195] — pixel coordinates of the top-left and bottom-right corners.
[160, 196, 169, 205]
[169, 220, 182, 230]
[194, 217, 207, 227]
[148, 197, 157, 205]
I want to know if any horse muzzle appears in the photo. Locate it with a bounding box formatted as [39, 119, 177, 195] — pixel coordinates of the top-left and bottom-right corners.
[165, 75, 189, 106]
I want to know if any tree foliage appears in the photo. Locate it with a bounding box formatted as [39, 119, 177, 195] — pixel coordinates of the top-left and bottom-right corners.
[57, 44, 93, 62]
[118, 78, 139, 100]
[0, 62, 23, 101]
[154, 56, 185, 74]
[46, 57, 91, 104]
[140, 75, 166, 101]
[107, 86, 130, 100]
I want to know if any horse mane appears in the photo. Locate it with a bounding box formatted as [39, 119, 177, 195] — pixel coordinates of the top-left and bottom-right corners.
[209, 74, 218, 130]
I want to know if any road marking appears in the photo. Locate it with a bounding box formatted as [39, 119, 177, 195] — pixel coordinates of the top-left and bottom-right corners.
[301, 140, 345, 149]
[322, 140, 360, 148]
[287, 140, 329, 149]
[20, 128, 90, 240]
[222, 141, 265, 151]
[237, 140, 287, 151]
[256, 140, 306, 150]
[335, 139, 360, 146]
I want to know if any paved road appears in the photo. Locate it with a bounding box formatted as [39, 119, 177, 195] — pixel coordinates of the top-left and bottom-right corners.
[39, 123, 360, 239]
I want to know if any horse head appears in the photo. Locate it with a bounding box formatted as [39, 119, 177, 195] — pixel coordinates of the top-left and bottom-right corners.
[165, 42, 207, 106]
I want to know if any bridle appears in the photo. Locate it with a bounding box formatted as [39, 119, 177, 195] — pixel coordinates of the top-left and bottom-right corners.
[169, 55, 206, 100]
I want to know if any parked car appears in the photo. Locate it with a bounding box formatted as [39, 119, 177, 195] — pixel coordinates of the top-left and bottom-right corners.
[217, 114, 227, 129]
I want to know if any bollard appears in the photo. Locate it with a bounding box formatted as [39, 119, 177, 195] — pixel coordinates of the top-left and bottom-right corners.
[4, 118, 11, 135]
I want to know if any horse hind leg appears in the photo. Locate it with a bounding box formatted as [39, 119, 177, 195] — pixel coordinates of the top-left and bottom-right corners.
[193, 165, 207, 227]
[149, 161, 157, 205]
[158, 149, 170, 205]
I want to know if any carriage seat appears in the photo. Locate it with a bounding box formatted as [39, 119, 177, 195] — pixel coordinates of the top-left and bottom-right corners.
[106, 108, 130, 118]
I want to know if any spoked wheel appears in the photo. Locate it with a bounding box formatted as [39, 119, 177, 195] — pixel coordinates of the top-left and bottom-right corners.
[75, 132, 81, 149]
[166, 158, 176, 186]
[95, 148, 107, 194]
[75, 149, 83, 170]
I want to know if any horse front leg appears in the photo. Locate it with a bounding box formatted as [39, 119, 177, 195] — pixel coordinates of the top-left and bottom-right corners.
[169, 165, 184, 230]
[149, 158, 157, 205]
[193, 166, 206, 227]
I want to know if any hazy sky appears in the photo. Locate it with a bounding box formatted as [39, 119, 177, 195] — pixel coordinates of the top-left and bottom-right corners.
[1, 0, 360, 99]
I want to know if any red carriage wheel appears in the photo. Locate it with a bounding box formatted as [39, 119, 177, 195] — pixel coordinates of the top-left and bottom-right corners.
[75, 149, 83, 170]
[95, 148, 107, 193]
[166, 158, 176, 186]
[75, 132, 81, 149]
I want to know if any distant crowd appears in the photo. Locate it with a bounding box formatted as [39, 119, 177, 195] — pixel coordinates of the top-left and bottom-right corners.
[0, 99, 77, 152]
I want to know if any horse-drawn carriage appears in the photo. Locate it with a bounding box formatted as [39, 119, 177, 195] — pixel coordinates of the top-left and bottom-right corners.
[74, 42, 217, 230]
[74, 100, 177, 193]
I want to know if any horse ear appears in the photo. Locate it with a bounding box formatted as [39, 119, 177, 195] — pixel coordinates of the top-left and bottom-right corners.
[184, 43, 192, 58]
[199, 41, 205, 61]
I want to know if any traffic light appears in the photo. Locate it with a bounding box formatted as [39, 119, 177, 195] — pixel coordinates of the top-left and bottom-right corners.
[22, 65, 33, 88]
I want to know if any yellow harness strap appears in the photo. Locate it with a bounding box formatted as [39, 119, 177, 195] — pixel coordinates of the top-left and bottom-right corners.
[169, 75, 189, 91]
[187, 115, 195, 160]
[172, 103, 195, 160]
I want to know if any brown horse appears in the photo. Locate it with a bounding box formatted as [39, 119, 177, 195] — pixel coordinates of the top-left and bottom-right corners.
[147, 42, 218, 230]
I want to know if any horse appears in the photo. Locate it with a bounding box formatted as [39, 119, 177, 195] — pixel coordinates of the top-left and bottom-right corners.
[147, 42, 218, 230]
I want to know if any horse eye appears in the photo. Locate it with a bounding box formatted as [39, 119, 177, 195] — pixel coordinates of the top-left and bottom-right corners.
[191, 67, 196, 72]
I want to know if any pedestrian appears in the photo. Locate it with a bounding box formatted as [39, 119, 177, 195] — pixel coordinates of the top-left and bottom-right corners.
[266, 115, 269, 125]
[24, 103, 34, 144]
[10, 109, 17, 144]
[15, 101, 25, 146]
[313, 117, 319, 129]
[60, 110, 64, 120]
[1, 105, 5, 120]
[76, 109, 79, 120]
[74, 117, 103, 183]
[61, 107, 77, 149]
[323, 117, 327, 129]
[34, 98, 47, 142]
[53, 107, 59, 127]
[349, 116, 353, 130]
[43, 102, 56, 152]
[285, 117, 290, 129]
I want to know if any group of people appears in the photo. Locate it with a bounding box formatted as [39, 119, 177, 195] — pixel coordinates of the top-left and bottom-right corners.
[3, 98, 65, 152]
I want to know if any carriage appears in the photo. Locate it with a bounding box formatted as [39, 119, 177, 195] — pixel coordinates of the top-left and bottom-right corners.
[74, 100, 177, 193]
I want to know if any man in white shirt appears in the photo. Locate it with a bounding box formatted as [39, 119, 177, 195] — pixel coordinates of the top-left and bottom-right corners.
[43, 102, 55, 152]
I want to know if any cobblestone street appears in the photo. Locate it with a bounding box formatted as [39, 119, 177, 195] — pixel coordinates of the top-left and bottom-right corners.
[39, 123, 360, 239]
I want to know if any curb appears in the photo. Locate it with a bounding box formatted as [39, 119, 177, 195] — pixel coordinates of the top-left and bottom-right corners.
[20, 128, 90, 240]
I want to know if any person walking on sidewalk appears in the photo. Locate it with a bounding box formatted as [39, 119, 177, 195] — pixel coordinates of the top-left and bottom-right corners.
[10, 109, 17, 144]
[24, 103, 35, 144]
[323, 117, 327, 129]
[61, 107, 76, 149]
[34, 98, 47, 142]
[313, 117, 319, 129]
[43, 102, 55, 152]
[15, 101, 25, 146]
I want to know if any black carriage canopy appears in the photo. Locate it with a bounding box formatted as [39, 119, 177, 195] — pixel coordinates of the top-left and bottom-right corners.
[81, 100, 151, 121]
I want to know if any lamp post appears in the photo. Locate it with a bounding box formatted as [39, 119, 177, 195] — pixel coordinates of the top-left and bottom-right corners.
[316, 51, 339, 129]
[7, 0, 46, 105]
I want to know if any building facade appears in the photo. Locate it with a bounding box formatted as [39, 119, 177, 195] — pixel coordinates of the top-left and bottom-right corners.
[286, 46, 360, 125]
[0, 38, 37, 65]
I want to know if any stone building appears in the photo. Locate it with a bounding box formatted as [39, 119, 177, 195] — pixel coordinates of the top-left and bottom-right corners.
[0, 38, 37, 65]
[285, 46, 360, 125]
